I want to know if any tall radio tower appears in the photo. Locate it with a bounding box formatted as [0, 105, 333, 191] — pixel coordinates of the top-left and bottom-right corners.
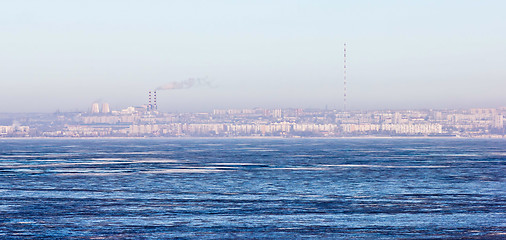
[343, 43, 347, 112]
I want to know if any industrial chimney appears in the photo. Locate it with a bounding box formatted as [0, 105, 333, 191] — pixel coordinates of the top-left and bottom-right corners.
[153, 91, 157, 110]
[148, 91, 152, 111]
[91, 103, 100, 114]
[101, 103, 110, 113]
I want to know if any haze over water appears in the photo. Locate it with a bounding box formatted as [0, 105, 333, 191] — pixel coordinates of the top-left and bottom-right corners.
[0, 138, 504, 239]
[1, 1, 505, 112]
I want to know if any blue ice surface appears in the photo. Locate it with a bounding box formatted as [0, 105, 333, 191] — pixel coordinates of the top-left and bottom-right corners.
[0, 138, 504, 239]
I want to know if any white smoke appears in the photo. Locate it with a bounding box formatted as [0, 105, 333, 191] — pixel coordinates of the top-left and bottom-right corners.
[156, 78, 211, 91]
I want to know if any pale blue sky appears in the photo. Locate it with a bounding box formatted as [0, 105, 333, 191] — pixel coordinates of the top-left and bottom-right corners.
[1, 0, 505, 112]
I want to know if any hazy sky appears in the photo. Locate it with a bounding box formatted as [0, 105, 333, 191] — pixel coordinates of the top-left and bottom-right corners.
[1, 0, 505, 112]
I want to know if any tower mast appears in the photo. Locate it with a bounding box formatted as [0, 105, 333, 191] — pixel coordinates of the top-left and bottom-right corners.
[344, 43, 347, 112]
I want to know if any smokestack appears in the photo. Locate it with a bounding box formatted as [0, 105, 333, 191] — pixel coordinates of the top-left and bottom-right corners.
[153, 91, 157, 110]
[148, 91, 152, 111]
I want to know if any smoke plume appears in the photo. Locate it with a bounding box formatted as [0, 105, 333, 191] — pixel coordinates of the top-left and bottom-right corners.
[156, 78, 211, 91]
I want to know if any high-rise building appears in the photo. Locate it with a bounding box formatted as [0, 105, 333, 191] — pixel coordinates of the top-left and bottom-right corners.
[493, 115, 504, 129]
[273, 109, 283, 118]
[393, 112, 401, 124]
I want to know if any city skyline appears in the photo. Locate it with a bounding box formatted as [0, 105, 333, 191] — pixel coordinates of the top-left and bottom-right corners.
[1, 105, 504, 138]
[1, 1, 505, 113]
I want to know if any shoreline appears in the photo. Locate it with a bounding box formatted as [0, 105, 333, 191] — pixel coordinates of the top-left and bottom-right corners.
[1, 135, 504, 140]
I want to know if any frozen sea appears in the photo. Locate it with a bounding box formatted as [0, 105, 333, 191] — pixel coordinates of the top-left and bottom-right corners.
[0, 138, 504, 239]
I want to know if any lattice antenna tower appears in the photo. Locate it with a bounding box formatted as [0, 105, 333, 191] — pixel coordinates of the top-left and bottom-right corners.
[343, 43, 347, 112]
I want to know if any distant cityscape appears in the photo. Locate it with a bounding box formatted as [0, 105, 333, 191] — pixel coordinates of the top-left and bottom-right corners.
[1, 102, 504, 138]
